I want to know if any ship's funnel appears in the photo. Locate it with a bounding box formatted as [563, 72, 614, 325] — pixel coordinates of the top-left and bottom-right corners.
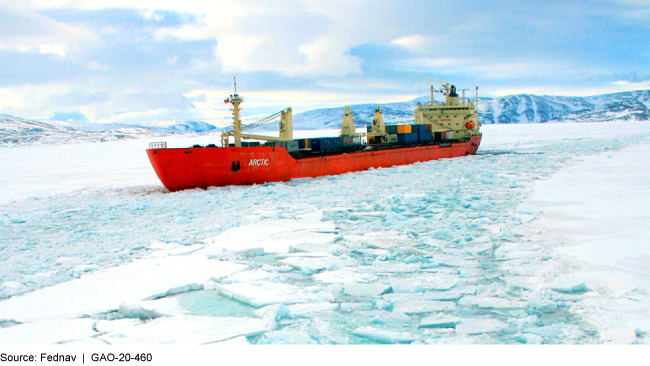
[446, 84, 460, 106]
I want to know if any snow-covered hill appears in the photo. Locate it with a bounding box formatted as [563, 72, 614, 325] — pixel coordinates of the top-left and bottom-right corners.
[2, 89, 649, 146]
[0, 115, 167, 146]
[480, 90, 650, 124]
[0, 115, 217, 147]
[279, 89, 650, 130]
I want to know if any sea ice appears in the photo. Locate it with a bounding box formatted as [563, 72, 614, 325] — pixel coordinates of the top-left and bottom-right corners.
[278, 255, 357, 274]
[288, 302, 340, 318]
[203, 219, 337, 254]
[101, 315, 268, 345]
[455, 318, 506, 335]
[517, 333, 544, 344]
[254, 304, 290, 323]
[550, 282, 589, 294]
[0, 255, 244, 322]
[342, 282, 391, 297]
[418, 313, 459, 329]
[0, 318, 97, 344]
[217, 282, 317, 308]
[477, 297, 525, 310]
[351, 326, 417, 344]
[257, 330, 317, 344]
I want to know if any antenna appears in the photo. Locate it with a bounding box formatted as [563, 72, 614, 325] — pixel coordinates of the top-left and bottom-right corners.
[234, 76, 237, 94]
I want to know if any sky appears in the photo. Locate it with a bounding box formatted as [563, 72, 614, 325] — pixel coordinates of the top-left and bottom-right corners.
[0, 0, 649, 127]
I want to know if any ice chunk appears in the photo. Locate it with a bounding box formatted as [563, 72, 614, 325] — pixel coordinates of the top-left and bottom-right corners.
[114, 303, 164, 320]
[500, 275, 545, 291]
[146, 243, 204, 258]
[389, 278, 424, 293]
[530, 300, 558, 313]
[0, 318, 97, 344]
[465, 243, 493, 256]
[217, 282, 316, 308]
[524, 325, 562, 338]
[313, 268, 379, 284]
[422, 328, 456, 339]
[71, 264, 99, 278]
[372, 299, 393, 311]
[455, 318, 506, 335]
[257, 330, 317, 345]
[289, 302, 340, 318]
[477, 297, 525, 310]
[214, 336, 250, 345]
[419, 313, 459, 329]
[339, 302, 374, 312]
[278, 256, 357, 274]
[254, 304, 290, 323]
[94, 318, 141, 334]
[144, 283, 203, 300]
[392, 300, 455, 315]
[203, 219, 337, 254]
[457, 296, 478, 307]
[343, 283, 391, 297]
[351, 326, 417, 344]
[434, 279, 458, 291]
[517, 333, 544, 344]
[101, 315, 268, 345]
[368, 311, 412, 325]
[507, 316, 541, 330]
[221, 269, 272, 284]
[0, 255, 246, 322]
[550, 282, 589, 294]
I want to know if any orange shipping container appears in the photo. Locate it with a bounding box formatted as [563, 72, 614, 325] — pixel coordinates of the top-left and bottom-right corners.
[397, 125, 412, 134]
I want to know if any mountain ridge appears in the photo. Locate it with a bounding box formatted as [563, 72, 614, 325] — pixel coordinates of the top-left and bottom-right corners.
[2, 89, 649, 146]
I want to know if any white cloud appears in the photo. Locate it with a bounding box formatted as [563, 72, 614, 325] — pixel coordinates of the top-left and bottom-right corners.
[85, 60, 110, 71]
[137, 8, 164, 21]
[294, 37, 363, 77]
[37, 43, 66, 56]
[154, 24, 210, 41]
[0, 4, 97, 57]
[391, 34, 435, 51]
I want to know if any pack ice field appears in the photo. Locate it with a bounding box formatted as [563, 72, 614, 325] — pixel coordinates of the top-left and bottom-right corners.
[1, 121, 649, 345]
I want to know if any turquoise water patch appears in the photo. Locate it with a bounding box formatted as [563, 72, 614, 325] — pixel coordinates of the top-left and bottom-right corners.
[175, 291, 257, 318]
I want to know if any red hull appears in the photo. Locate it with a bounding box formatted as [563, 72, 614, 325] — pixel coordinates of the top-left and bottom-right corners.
[147, 135, 481, 191]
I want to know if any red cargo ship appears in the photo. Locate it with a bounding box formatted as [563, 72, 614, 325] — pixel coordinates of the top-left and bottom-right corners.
[147, 83, 482, 192]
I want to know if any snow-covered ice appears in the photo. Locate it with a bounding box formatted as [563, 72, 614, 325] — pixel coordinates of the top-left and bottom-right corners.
[2, 121, 650, 344]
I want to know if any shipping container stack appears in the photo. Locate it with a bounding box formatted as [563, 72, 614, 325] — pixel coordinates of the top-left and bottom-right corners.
[295, 137, 342, 152]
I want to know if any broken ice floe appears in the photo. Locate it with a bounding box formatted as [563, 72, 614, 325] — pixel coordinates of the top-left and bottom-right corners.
[351, 326, 417, 344]
[0, 318, 98, 345]
[100, 315, 268, 345]
[0, 255, 245, 322]
[203, 219, 338, 255]
[419, 313, 459, 329]
[216, 282, 320, 308]
[257, 330, 317, 344]
[4, 127, 646, 344]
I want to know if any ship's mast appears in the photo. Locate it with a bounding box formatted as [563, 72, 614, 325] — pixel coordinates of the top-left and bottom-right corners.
[225, 77, 243, 147]
[430, 85, 434, 106]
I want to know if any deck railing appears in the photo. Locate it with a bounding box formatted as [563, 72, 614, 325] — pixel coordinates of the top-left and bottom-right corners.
[149, 142, 167, 149]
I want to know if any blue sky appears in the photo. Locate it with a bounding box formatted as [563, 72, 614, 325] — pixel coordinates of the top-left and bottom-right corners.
[0, 0, 648, 127]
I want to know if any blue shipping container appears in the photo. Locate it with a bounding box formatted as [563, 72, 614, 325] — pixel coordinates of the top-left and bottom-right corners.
[411, 124, 426, 134]
[310, 138, 323, 151]
[398, 133, 418, 144]
[418, 131, 433, 142]
[328, 137, 340, 149]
